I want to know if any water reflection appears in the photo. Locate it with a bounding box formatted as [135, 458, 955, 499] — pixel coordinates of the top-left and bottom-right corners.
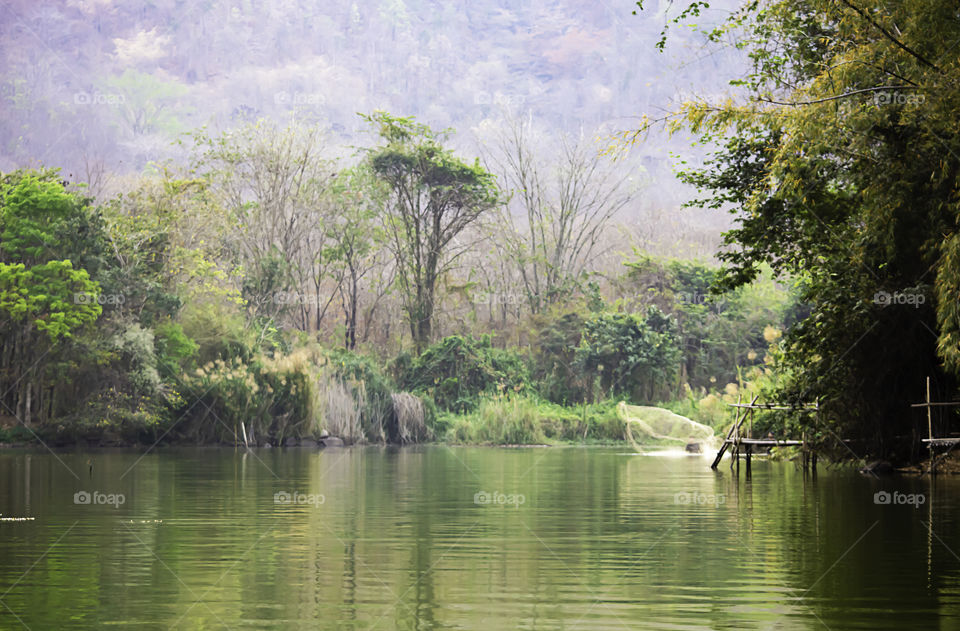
[0, 447, 958, 629]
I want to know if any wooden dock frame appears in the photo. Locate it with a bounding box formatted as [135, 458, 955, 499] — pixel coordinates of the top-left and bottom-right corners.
[710, 395, 819, 477]
[910, 376, 960, 476]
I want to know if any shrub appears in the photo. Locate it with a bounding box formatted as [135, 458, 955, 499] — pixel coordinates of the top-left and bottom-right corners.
[153, 320, 198, 377]
[397, 335, 529, 412]
[177, 349, 318, 444]
[576, 306, 682, 403]
[530, 310, 588, 404]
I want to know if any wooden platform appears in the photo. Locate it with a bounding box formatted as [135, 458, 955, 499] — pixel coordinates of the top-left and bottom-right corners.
[710, 395, 817, 474]
[921, 438, 960, 446]
[725, 438, 804, 446]
[913, 377, 960, 476]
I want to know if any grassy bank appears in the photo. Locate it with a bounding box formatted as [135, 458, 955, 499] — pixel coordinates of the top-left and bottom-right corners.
[440, 395, 625, 445]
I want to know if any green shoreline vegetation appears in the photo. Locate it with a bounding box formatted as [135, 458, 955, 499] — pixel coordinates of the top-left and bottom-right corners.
[0, 121, 795, 449]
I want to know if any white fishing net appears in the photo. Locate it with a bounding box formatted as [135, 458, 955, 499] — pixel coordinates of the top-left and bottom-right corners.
[617, 402, 717, 452]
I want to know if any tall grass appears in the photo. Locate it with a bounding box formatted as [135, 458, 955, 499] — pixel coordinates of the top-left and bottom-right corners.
[178, 346, 409, 444]
[445, 394, 623, 445]
[390, 392, 430, 443]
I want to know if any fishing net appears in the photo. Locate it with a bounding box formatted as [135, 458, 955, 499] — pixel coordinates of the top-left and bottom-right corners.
[617, 402, 717, 452]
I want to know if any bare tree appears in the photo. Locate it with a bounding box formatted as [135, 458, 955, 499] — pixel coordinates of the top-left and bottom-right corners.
[328, 167, 395, 349]
[486, 117, 638, 314]
[194, 120, 338, 331]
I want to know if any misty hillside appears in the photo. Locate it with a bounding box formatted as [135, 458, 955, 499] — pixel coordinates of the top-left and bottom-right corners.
[0, 0, 743, 213]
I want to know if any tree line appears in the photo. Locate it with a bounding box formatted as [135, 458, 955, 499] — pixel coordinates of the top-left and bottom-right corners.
[0, 110, 791, 446]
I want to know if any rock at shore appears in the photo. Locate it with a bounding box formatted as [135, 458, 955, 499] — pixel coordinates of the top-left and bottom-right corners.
[859, 460, 894, 475]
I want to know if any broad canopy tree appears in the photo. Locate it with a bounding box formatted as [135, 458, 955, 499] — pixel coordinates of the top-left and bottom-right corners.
[633, 0, 960, 457]
[364, 112, 502, 351]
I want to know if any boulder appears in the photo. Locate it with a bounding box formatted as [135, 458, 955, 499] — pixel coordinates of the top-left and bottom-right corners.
[301, 438, 318, 448]
[319, 429, 330, 439]
[321, 436, 344, 448]
[859, 460, 894, 475]
[284, 437, 298, 447]
[685, 442, 702, 453]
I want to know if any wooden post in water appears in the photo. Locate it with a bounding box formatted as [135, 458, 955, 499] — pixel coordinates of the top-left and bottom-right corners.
[927, 376, 935, 477]
[734, 413, 740, 477]
[745, 443, 752, 477]
[813, 401, 819, 476]
[802, 430, 808, 474]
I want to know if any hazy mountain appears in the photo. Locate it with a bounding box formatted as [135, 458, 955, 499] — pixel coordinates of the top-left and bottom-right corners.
[0, 0, 745, 234]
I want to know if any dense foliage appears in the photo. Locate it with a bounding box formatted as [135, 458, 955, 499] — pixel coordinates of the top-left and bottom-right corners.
[0, 104, 796, 447]
[640, 0, 960, 459]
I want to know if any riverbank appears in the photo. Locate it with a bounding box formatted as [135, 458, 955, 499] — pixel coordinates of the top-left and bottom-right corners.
[0, 396, 676, 448]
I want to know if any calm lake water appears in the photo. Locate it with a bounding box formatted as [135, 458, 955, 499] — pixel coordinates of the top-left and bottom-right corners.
[0, 446, 958, 630]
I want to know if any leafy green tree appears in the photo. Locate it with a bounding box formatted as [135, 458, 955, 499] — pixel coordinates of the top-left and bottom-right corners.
[620, 254, 792, 390]
[0, 171, 105, 426]
[632, 0, 960, 457]
[364, 111, 502, 350]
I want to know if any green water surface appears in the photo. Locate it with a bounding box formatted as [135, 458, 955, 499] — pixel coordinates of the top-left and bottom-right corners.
[0, 446, 958, 629]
